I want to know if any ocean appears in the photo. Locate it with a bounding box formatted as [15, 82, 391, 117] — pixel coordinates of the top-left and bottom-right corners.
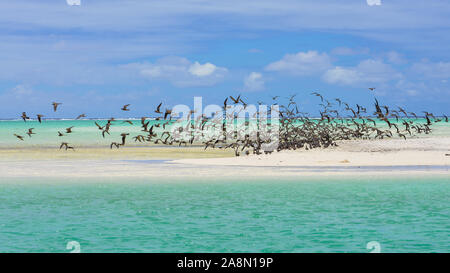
[1, 119, 449, 148]
[0, 177, 449, 253]
[1, 119, 449, 253]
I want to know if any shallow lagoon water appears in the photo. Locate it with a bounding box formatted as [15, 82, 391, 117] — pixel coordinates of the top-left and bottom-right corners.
[2, 119, 450, 148]
[0, 177, 448, 253]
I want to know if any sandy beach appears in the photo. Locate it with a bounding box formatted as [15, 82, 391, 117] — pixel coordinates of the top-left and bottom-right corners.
[173, 137, 450, 167]
[1, 137, 449, 179]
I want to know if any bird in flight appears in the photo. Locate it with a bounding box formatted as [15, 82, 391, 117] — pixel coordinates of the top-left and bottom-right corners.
[229, 95, 241, 104]
[121, 104, 131, 111]
[60, 142, 74, 150]
[65, 126, 74, 134]
[76, 114, 86, 120]
[120, 133, 129, 146]
[368, 88, 376, 91]
[26, 128, 35, 137]
[37, 114, 44, 123]
[21, 112, 30, 122]
[155, 103, 163, 114]
[164, 109, 172, 120]
[14, 134, 24, 141]
[52, 102, 62, 112]
[110, 142, 120, 149]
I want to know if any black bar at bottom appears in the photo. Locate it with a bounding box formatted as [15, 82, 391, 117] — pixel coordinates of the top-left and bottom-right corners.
[0, 253, 446, 272]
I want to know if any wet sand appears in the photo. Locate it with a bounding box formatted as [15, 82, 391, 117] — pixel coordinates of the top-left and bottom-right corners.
[0, 137, 449, 179]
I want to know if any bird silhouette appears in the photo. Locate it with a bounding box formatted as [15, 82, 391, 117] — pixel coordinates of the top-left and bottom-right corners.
[52, 102, 62, 112]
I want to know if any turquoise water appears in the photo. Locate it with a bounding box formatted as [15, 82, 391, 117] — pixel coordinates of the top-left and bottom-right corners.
[1, 119, 449, 148]
[0, 177, 448, 253]
[0, 120, 165, 147]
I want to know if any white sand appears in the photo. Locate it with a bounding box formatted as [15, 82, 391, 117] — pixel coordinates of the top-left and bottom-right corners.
[0, 137, 449, 179]
[172, 137, 450, 167]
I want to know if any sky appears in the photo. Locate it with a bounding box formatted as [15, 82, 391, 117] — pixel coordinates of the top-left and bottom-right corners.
[0, 0, 450, 118]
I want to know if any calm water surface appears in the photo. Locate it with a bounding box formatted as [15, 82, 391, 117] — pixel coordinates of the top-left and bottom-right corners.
[0, 177, 448, 253]
[1, 119, 449, 147]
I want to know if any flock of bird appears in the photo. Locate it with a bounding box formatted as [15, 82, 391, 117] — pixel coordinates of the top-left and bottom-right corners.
[11, 91, 449, 156]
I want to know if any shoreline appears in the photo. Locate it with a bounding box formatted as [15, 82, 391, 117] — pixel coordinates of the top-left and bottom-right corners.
[1, 159, 449, 180]
[0, 137, 449, 179]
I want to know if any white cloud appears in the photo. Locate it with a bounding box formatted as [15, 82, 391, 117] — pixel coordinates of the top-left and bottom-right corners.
[366, 0, 381, 6]
[188, 62, 217, 77]
[265, 51, 332, 76]
[406, 89, 419, 96]
[243, 72, 265, 91]
[323, 59, 401, 85]
[411, 60, 450, 79]
[386, 51, 406, 64]
[11, 84, 34, 98]
[66, 0, 81, 6]
[323, 67, 360, 85]
[125, 56, 227, 87]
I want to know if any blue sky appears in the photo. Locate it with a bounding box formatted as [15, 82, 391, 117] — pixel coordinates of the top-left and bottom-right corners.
[0, 0, 450, 118]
